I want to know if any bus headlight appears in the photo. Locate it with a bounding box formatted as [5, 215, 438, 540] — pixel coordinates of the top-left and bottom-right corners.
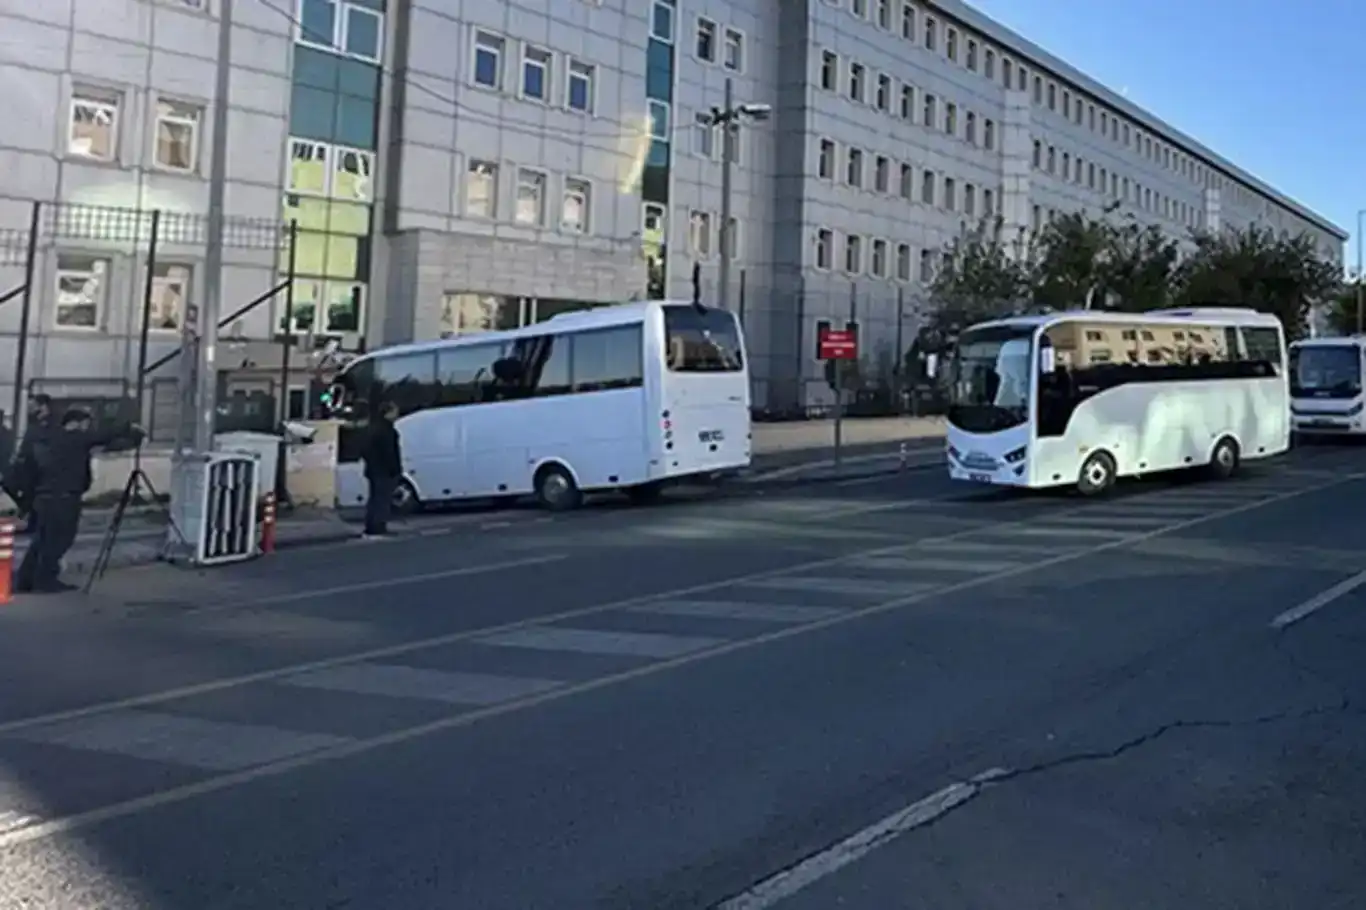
[1003, 446, 1027, 464]
[1347, 402, 1364, 417]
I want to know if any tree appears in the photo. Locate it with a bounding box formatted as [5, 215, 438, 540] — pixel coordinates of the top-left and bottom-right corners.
[927, 216, 1033, 334]
[1323, 281, 1362, 336]
[1029, 210, 1113, 311]
[1101, 218, 1182, 312]
[1173, 226, 1342, 339]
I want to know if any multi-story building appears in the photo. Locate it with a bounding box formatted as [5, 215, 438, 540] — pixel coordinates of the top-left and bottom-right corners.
[0, 0, 1347, 424]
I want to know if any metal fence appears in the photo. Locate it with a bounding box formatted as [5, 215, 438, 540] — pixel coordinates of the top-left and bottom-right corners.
[0, 198, 300, 443]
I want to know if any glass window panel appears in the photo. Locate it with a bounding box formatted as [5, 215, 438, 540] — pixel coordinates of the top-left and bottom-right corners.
[288, 139, 329, 195]
[334, 94, 376, 148]
[283, 194, 330, 231]
[294, 231, 329, 274]
[336, 56, 379, 98]
[293, 46, 339, 91]
[282, 278, 322, 333]
[331, 148, 373, 201]
[288, 85, 335, 142]
[324, 281, 363, 333]
[323, 234, 359, 278]
[343, 7, 380, 60]
[326, 199, 370, 235]
[299, 0, 337, 48]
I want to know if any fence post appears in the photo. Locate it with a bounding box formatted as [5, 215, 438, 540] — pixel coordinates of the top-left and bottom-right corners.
[894, 286, 905, 414]
[10, 201, 41, 436]
[132, 209, 162, 467]
[277, 220, 299, 424]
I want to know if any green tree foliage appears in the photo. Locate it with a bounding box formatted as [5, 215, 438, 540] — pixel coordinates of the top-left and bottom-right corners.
[1173, 226, 1342, 339]
[1030, 210, 1113, 311]
[1100, 219, 1183, 312]
[927, 217, 1032, 333]
[1323, 282, 1362, 336]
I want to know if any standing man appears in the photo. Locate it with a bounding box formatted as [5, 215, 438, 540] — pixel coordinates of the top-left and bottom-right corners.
[14, 407, 142, 594]
[3, 394, 53, 536]
[361, 400, 402, 539]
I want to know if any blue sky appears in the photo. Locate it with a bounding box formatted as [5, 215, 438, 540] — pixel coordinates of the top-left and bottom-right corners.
[966, 0, 1364, 268]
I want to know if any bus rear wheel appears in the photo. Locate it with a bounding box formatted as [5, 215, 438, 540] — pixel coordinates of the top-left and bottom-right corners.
[1077, 451, 1116, 497]
[392, 479, 420, 516]
[1208, 436, 1240, 480]
[534, 464, 583, 512]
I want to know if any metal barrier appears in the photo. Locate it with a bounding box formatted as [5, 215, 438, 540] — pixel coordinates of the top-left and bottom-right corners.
[168, 451, 261, 565]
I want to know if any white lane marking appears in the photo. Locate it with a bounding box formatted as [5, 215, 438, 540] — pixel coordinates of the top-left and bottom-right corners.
[0, 474, 1348, 849]
[1009, 525, 1132, 539]
[475, 627, 726, 658]
[628, 601, 848, 623]
[179, 553, 568, 616]
[280, 664, 564, 705]
[746, 446, 940, 481]
[5, 711, 350, 772]
[741, 576, 941, 597]
[1042, 514, 1174, 529]
[851, 555, 1022, 573]
[1270, 568, 1366, 629]
[715, 770, 1004, 910]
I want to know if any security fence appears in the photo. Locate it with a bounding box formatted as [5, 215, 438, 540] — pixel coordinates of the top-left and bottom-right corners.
[0, 199, 301, 444]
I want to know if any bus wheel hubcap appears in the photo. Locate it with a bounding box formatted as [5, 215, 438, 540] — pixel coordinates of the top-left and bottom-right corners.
[1218, 446, 1234, 467]
[544, 475, 568, 501]
[1086, 462, 1108, 486]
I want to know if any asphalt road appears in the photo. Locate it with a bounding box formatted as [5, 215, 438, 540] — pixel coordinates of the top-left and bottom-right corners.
[1, 445, 1364, 909]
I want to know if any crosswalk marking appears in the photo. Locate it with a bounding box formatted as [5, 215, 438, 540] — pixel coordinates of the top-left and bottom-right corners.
[280, 663, 564, 705]
[741, 576, 941, 597]
[916, 537, 1065, 556]
[628, 600, 848, 623]
[5, 711, 350, 771]
[851, 555, 1023, 573]
[474, 626, 727, 658]
[1044, 514, 1173, 529]
[1008, 525, 1132, 539]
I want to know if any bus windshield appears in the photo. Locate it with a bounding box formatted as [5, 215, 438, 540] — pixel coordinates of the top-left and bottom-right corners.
[664, 305, 744, 372]
[948, 325, 1034, 433]
[1291, 345, 1361, 399]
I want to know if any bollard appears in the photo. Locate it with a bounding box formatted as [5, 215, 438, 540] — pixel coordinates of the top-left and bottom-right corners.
[899, 442, 908, 470]
[0, 519, 14, 604]
[260, 492, 277, 555]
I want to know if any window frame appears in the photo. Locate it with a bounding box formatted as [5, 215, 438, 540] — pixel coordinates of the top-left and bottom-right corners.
[471, 29, 505, 90]
[68, 91, 120, 162]
[566, 58, 595, 113]
[148, 261, 192, 333]
[689, 209, 713, 257]
[722, 26, 745, 72]
[295, 0, 383, 64]
[817, 136, 836, 179]
[648, 99, 671, 140]
[514, 167, 548, 227]
[695, 16, 718, 62]
[152, 97, 201, 173]
[814, 227, 834, 271]
[520, 44, 553, 103]
[843, 233, 862, 275]
[464, 159, 500, 219]
[561, 176, 592, 234]
[53, 252, 110, 332]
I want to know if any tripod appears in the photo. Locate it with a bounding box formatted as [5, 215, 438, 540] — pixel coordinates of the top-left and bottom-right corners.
[83, 445, 189, 593]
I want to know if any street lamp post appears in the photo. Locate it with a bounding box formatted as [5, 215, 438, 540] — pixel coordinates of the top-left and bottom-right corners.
[1356, 209, 1364, 335]
[697, 78, 770, 312]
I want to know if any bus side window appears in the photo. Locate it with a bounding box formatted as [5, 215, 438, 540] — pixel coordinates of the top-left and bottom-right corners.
[374, 352, 437, 415]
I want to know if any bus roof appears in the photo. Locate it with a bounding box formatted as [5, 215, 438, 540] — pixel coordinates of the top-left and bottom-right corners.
[968, 307, 1283, 333]
[348, 298, 715, 362]
[1291, 335, 1366, 348]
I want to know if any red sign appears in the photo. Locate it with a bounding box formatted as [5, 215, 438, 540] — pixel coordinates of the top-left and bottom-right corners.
[818, 327, 858, 360]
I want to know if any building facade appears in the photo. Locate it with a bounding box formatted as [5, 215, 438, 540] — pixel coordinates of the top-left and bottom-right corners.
[0, 0, 1347, 424]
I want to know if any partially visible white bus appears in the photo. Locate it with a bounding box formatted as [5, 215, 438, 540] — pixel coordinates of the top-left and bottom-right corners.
[945, 308, 1289, 495]
[1289, 336, 1366, 437]
[327, 300, 751, 511]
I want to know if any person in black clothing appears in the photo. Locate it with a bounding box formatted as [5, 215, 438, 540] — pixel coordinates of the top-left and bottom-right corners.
[3, 394, 54, 536]
[13, 407, 142, 594]
[361, 401, 402, 538]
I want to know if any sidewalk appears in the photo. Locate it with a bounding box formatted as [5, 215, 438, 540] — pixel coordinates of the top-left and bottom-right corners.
[5, 416, 945, 576]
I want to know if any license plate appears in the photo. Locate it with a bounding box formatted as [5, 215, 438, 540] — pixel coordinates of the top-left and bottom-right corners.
[1310, 419, 1336, 427]
[969, 472, 992, 482]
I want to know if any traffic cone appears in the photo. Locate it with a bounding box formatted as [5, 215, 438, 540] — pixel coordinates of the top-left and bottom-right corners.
[260, 493, 276, 555]
[0, 519, 14, 604]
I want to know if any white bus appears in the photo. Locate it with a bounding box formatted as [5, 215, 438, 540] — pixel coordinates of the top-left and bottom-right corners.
[1289, 336, 1366, 437]
[327, 300, 751, 511]
[945, 308, 1289, 495]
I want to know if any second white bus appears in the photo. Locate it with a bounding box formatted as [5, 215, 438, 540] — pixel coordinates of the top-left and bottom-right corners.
[327, 300, 751, 511]
[945, 308, 1289, 495]
[1289, 336, 1366, 437]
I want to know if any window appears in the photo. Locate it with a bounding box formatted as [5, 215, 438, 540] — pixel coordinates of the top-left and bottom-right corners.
[298, 0, 382, 62]
[900, 84, 913, 119]
[153, 99, 200, 171]
[818, 138, 836, 178]
[923, 16, 935, 49]
[723, 28, 743, 71]
[876, 0, 891, 29]
[943, 102, 955, 134]
[901, 2, 914, 39]
[515, 169, 546, 225]
[942, 176, 955, 210]
[983, 187, 994, 214]
[875, 73, 890, 111]
[1032, 140, 1041, 168]
[983, 48, 994, 78]
[68, 90, 118, 160]
[899, 162, 913, 198]
[473, 31, 504, 88]
[983, 118, 995, 150]
[521, 45, 552, 101]
[1018, 66, 1027, 90]
[963, 183, 975, 216]
[922, 93, 935, 125]
[845, 147, 863, 187]
[918, 249, 933, 282]
[465, 160, 498, 217]
[896, 243, 911, 281]
[288, 139, 329, 194]
[844, 234, 862, 273]
[54, 254, 108, 330]
[874, 155, 889, 192]
[848, 62, 865, 102]
[696, 117, 717, 158]
[648, 99, 670, 138]
[567, 59, 595, 112]
[1243, 327, 1283, 369]
[945, 28, 957, 60]
[964, 111, 975, 144]
[1062, 151, 1070, 177]
[1001, 57, 1012, 88]
[696, 18, 716, 61]
[1032, 75, 1042, 103]
[148, 262, 190, 332]
[689, 210, 712, 256]
[1047, 145, 1055, 173]
[651, 1, 674, 41]
[966, 39, 977, 70]
[562, 178, 591, 233]
[920, 169, 935, 204]
[333, 147, 372, 200]
[664, 307, 742, 373]
[820, 51, 838, 91]
[851, 0, 867, 16]
[1062, 89, 1070, 118]
[870, 239, 887, 278]
[1046, 82, 1056, 110]
[815, 228, 833, 269]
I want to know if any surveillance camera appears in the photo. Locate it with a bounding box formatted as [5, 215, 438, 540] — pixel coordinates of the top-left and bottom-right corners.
[739, 103, 772, 120]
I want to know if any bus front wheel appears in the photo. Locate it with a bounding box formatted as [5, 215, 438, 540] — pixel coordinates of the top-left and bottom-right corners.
[535, 464, 583, 512]
[1077, 451, 1116, 497]
[1207, 436, 1240, 480]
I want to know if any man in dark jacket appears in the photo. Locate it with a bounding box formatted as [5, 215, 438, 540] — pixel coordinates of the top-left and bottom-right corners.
[3, 394, 53, 536]
[13, 407, 142, 594]
[361, 401, 402, 539]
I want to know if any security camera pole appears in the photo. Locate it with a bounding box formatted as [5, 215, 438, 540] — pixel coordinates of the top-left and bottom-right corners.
[698, 78, 770, 312]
